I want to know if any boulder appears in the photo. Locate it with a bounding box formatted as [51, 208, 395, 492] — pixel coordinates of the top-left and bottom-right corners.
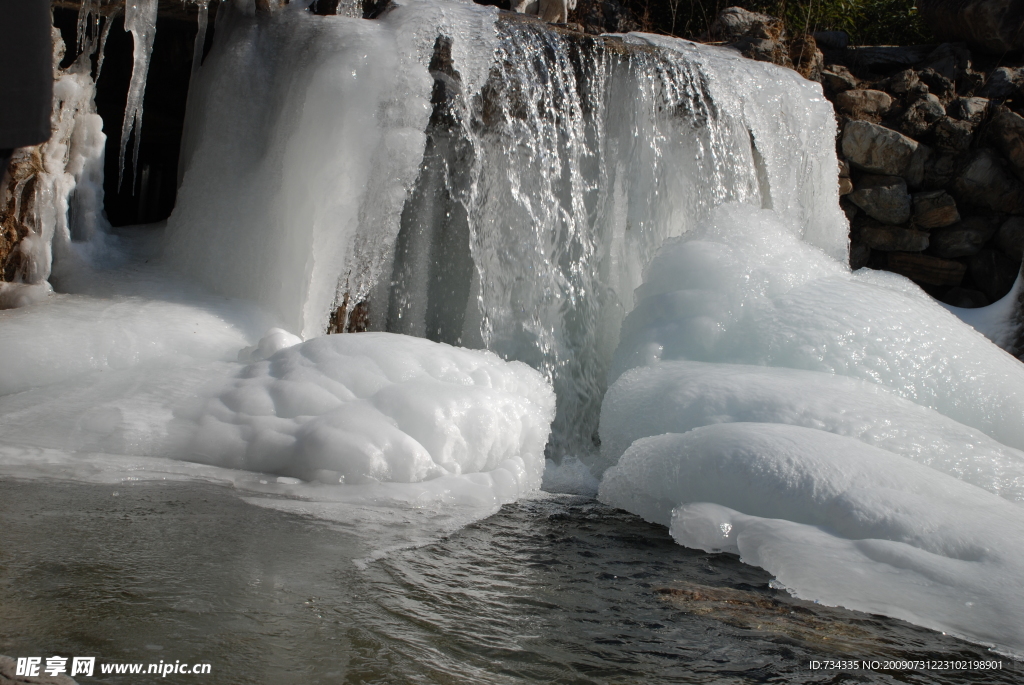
[882, 69, 921, 97]
[930, 116, 974, 152]
[848, 175, 912, 224]
[953, 149, 1024, 214]
[822, 65, 858, 93]
[943, 286, 990, 307]
[887, 251, 967, 285]
[920, 148, 960, 189]
[854, 221, 930, 251]
[913, 190, 960, 228]
[969, 247, 1021, 300]
[917, 68, 956, 100]
[949, 96, 988, 123]
[997, 216, 1024, 261]
[842, 120, 920, 177]
[917, 43, 971, 82]
[980, 66, 1024, 99]
[989, 107, 1024, 179]
[928, 216, 999, 257]
[707, 7, 783, 41]
[836, 89, 892, 120]
[0, 656, 78, 685]
[918, 0, 1024, 54]
[899, 93, 946, 138]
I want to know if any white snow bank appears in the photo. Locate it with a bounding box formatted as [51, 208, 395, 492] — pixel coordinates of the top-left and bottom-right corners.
[599, 423, 1024, 656]
[610, 204, 1024, 452]
[600, 360, 1024, 501]
[177, 332, 555, 489]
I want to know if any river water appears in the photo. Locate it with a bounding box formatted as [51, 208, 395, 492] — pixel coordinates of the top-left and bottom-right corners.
[1, 478, 1016, 684]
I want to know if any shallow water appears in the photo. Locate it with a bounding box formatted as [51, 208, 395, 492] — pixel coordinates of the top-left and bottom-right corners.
[1, 479, 1017, 684]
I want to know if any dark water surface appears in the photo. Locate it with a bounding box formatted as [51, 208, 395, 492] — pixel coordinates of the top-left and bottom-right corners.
[0, 479, 1018, 684]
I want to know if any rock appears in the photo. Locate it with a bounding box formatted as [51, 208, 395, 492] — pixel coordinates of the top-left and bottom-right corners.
[953, 149, 1024, 214]
[949, 97, 988, 123]
[928, 216, 999, 257]
[920, 148, 959, 188]
[789, 34, 823, 81]
[913, 190, 960, 228]
[848, 175, 912, 224]
[990, 107, 1024, 179]
[882, 69, 920, 97]
[840, 197, 860, 222]
[980, 66, 1024, 100]
[899, 93, 946, 138]
[842, 120, 920, 177]
[943, 286, 990, 307]
[969, 248, 1021, 300]
[845, 45, 935, 72]
[997, 216, 1024, 261]
[854, 221, 930, 251]
[917, 68, 956, 101]
[850, 241, 871, 269]
[887, 251, 967, 286]
[930, 116, 974, 152]
[839, 177, 854, 195]
[0, 656, 78, 684]
[838, 159, 851, 178]
[707, 7, 783, 41]
[836, 89, 892, 120]
[919, 0, 1024, 55]
[822, 65, 858, 93]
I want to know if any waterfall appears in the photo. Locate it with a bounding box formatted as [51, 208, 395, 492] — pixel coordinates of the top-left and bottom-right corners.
[165, 2, 844, 458]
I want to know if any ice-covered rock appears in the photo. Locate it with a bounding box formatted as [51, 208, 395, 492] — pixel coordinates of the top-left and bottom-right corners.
[179, 333, 555, 487]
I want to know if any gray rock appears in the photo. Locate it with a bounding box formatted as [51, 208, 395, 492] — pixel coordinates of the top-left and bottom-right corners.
[842, 120, 920, 177]
[836, 89, 893, 119]
[997, 216, 1024, 261]
[920, 148, 959, 189]
[990, 107, 1024, 180]
[899, 93, 946, 138]
[887, 251, 966, 285]
[708, 6, 782, 41]
[950, 97, 988, 123]
[928, 216, 999, 257]
[822, 65, 858, 93]
[969, 248, 1021, 300]
[919, 0, 1024, 54]
[913, 190, 960, 228]
[855, 221, 929, 251]
[917, 68, 956, 100]
[849, 175, 912, 225]
[953, 149, 1024, 214]
[850, 241, 871, 269]
[840, 197, 860, 222]
[882, 69, 920, 97]
[930, 116, 974, 152]
[0, 656, 78, 684]
[943, 287, 990, 307]
[980, 66, 1024, 100]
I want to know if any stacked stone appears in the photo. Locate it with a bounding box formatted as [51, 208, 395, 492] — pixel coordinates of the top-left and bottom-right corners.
[823, 46, 1024, 308]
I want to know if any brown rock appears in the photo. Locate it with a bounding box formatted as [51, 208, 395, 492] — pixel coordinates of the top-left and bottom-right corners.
[996, 217, 1024, 261]
[953, 149, 1024, 214]
[790, 34, 823, 81]
[930, 116, 974, 152]
[887, 252, 966, 286]
[854, 221, 929, 251]
[836, 89, 892, 120]
[912, 190, 960, 229]
[848, 175, 912, 225]
[839, 177, 854, 195]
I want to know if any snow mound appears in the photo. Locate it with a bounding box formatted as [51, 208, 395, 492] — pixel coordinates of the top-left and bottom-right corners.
[179, 333, 555, 488]
[599, 423, 1024, 656]
[599, 360, 1024, 501]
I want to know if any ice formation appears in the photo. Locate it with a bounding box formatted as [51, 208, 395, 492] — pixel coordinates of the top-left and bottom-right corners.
[118, 0, 159, 188]
[599, 203, 1024, 655]
[599, 424, 1024, 656]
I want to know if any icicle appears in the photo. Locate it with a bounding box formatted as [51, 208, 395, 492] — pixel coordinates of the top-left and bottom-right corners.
[94, 8, 120, 81]
[118, 0, 159, 191]
[75, 0, 100, 54]
[191, 0, 210, 80]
